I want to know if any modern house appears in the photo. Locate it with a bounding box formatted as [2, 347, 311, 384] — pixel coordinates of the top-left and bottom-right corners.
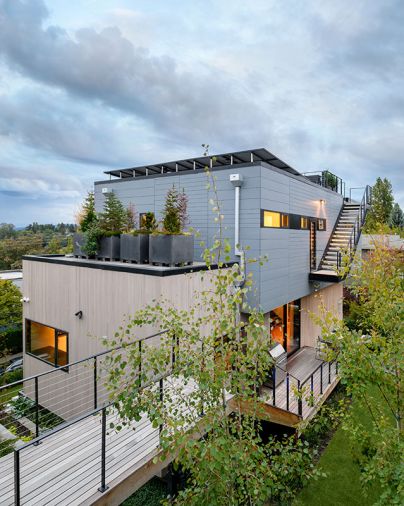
[0, 148, 371, 505]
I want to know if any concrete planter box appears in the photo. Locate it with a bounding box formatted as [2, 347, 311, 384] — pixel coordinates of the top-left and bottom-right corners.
[149, 234, 194, 266]
[73, 233, 86, 257]
[97, 235, 121, 261]
[120, 234, 149, 263]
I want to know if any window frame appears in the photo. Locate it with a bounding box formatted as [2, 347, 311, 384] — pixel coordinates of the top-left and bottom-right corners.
[261, 210, 289, 229]
[261, 210, 327, 231]
[300, 216, 309, 229]
[25, 319, 69, 371]
[317, 218, 326, 231]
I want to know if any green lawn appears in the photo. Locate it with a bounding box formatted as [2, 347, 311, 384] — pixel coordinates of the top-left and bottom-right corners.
[121, 477, 167, 506]
[294, 390, 383, 506]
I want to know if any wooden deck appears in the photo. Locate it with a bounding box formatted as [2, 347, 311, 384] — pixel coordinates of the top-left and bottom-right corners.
[260, 347, 339, 423]
[0, 349, 339, 504]
[0, 410, 160, 506]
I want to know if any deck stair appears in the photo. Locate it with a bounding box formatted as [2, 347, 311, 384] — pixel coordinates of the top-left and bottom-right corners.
[310, 185, 372, 281]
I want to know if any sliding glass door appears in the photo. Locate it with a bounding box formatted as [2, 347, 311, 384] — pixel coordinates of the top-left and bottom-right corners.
[269, 300, 301, 356]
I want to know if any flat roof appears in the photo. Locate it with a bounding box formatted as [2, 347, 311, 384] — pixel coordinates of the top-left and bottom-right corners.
[104, 148, 301, 179]
[22, 255, 236, 277]
[0, 270, 22, 280]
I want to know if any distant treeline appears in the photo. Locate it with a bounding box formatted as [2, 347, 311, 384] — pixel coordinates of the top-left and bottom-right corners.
[0, 222, 76, 270]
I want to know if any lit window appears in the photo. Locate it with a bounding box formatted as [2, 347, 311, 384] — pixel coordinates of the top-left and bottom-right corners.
[317, 219, 326, 231]
[26, 320, 69, 367]
[263, 211, 281, 227]
[300, 217, 308, 229]
[281, 214, 289, 228]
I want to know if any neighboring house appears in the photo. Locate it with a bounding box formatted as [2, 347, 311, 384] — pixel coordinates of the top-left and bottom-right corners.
[2, 149, 371, 505]
[0, 270, 23, 289]
[358, 233, 404, 260]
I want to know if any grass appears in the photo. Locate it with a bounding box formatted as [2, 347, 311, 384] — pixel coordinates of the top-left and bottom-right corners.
[121, 477, 167, 506]
[294, 388, 382, 506]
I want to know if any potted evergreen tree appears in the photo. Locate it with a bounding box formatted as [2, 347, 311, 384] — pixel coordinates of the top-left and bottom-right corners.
[97, 192, 126, 260]
[149, 186, 194, 266]
[74, 192, 98, 257]
[121, 211, 157, 263]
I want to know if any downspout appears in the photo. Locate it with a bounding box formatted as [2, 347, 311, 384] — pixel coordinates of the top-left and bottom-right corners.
[230, 173, 243, 257]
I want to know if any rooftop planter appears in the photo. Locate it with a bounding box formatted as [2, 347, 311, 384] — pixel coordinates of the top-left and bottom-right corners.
[148, 186, 193, 266]
[120, 212, 156, 263]
[149, 233, 194, 266]
[121, 233, 149, 263]
[97, 234, 121, 261]
[96, 192, 130, 261]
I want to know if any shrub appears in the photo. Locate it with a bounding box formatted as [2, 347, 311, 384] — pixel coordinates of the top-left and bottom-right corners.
[0, 369, 23, 387]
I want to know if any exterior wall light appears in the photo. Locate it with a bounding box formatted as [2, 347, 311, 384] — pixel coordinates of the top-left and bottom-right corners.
[319, 199, 326, 205]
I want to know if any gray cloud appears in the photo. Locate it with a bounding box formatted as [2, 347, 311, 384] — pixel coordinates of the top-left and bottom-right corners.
[0, 0, 272, 147]
[0, 0, 403, 226]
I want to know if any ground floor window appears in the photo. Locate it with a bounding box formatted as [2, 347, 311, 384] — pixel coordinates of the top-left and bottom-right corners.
[25, 319, 69, 367]
[269, 300, 301, 355]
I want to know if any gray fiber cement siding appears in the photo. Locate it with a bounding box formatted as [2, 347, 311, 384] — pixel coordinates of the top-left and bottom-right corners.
[94, 162, 343, 313]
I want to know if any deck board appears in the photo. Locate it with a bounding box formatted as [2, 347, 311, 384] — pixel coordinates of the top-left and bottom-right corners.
[0, 350, 339, 504]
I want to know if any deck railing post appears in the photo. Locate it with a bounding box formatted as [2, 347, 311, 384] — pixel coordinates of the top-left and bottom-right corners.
[272, 368, 276, 406]
[328, 362, 331, 384]
[35, 376, 40, 440]
[138, 340, 142, 386]
[297, 380, 302, 416]
[159, 378, 164, 439]
[320, 363, 323, 394]
[310, 374, 314, 394]
[14, 449, 20, 506]
[98, 407, 108, 493]
[172, 333, 176, 366]
[286, 373, 289, 411]
[93, 356, 98, 410]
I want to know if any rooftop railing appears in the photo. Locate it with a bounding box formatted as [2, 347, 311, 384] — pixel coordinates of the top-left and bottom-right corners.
[302, 170, 346, 197]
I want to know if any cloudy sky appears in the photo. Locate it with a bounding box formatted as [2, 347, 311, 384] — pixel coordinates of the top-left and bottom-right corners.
[0, 0, 403, 226]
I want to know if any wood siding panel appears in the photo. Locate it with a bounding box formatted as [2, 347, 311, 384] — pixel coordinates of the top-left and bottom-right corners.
[300, 283, 343, 348]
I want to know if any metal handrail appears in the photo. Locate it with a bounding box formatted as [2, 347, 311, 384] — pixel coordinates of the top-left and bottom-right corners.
[0, 329, 169, 391]
[336, 185, 371, 270]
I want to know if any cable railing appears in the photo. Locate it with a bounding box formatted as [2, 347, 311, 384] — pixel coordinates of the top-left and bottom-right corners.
[1, 333, 341, 504]
[337, 185, 372, 270]
[0, 330, 169, 449]
[267, 358, 339, 417]
[302, 170, 346, 196]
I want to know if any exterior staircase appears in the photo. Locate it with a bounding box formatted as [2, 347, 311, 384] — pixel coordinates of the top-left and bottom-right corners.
[310, 185, 372, 281]
[319, 202, 360, 271]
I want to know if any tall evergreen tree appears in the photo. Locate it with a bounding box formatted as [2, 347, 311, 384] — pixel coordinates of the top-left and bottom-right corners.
[389, 202, 404, 229]
[79, 192, 98, 232]
[163, 185, 181, 234]
[365, 178, 394, 231]
[99, 192, 126, 234]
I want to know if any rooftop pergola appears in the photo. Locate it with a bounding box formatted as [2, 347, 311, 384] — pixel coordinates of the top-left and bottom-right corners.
[104, 148, 301, 179]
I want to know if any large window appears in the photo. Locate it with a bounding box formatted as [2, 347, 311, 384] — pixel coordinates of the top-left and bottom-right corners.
[26, 320, 69, 367]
